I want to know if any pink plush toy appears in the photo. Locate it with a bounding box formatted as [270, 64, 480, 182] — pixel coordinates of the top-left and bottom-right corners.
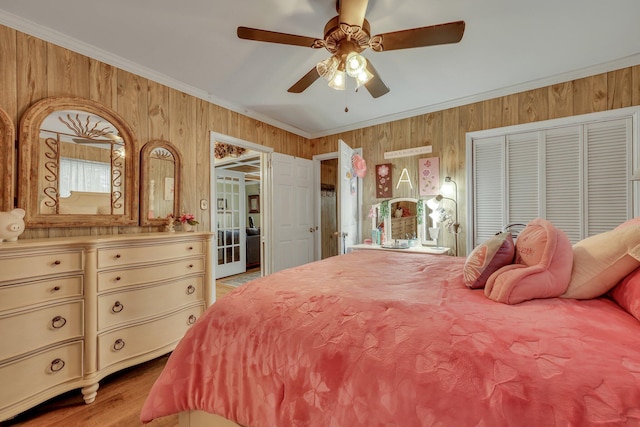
[0, 208, 26, 242]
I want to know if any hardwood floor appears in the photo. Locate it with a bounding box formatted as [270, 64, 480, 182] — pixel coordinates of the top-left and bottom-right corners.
[1, 280, 244, 427]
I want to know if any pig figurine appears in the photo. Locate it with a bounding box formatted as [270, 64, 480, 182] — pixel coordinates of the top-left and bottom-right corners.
[0, 208, 26, 242]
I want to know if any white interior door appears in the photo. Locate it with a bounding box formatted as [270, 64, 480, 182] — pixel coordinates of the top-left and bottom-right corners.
[271, 153, 315, 273]
[337, 139, 360, 254]
[215, 169, 246, 278]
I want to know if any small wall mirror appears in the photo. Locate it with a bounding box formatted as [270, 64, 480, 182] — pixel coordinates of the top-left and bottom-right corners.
[19, 97, 138, 227]
[371, 197, 436, 246]
[140, 140, 182, 226]
[0, 107, 15, 212]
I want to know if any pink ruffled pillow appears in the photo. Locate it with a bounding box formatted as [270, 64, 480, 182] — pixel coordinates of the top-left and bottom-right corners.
[610, 267, 640, 321]
[463, 232, 515, 289]
[485, 218, 573, 304]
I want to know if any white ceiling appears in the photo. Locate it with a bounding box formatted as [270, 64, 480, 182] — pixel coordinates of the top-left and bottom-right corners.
[1, 0, 639, 139]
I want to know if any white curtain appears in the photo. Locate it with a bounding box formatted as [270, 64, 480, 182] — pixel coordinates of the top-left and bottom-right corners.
[59, 158, 111, 197]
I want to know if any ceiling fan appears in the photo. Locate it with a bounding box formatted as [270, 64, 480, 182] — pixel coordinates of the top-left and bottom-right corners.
[237, 0, 465, 98]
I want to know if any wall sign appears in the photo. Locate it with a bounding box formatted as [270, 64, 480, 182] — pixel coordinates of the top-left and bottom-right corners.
[383, 145, 432, 159]
[395, 168, 413, 189]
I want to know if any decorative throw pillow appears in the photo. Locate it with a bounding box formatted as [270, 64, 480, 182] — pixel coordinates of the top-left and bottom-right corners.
[484, 218, 574, 304]
[610, 267, 640, 321]
[562, 225, 640, 299]
[463, 232, 515, 289]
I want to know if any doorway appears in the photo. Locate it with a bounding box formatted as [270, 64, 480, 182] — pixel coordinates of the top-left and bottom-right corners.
[211, 133, 269, 280]
[320, 158, 339, 259]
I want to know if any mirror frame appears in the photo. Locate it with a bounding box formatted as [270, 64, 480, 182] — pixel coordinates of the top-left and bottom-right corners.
[18, 97, 139, 227]
[139, 140, 182, 226]
[0, 107, 15, 212]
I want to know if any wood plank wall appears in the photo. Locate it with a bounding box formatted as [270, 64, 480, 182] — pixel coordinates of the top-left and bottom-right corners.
[310, 66, 640, 255]
[0, 25, 311, 239]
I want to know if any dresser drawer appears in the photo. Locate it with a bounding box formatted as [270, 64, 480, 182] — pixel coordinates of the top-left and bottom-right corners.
[0, 276, 83, 312]
[97, 258, 204, 292]
[0, 301, 84, 361]
[0, 341, 83, 411]
[97, 276, 204, 330]
[0, 250, 83, 284]
[97, 240, 205, 269]
[97, 304, 204, 370]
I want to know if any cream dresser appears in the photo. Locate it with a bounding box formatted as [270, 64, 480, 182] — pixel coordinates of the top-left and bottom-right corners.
[0, 232, 213, 422]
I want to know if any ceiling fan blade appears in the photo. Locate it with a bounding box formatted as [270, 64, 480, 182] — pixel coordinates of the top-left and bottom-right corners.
[363, 61, 389, 98]
[237, 27, 319, 48]
[373, 21, 465, 51]
[338, 0, 369, 27]
[288, 67, 321, 93]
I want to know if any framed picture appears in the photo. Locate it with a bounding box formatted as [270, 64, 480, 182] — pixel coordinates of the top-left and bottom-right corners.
[419, 157, 440, 196]
[375, 163, 393, 198]
[248, 195, 260, 213]
[217, 198, 226, 211]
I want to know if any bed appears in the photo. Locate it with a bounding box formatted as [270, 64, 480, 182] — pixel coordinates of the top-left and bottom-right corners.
[141, 219, 640, 426]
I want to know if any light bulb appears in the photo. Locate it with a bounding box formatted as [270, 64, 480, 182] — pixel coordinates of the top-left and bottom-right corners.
[328, 70, 346, 90]
[345, 52, 367, 77]
[316, 56, 339, 81]
[355, 68, 373, 87]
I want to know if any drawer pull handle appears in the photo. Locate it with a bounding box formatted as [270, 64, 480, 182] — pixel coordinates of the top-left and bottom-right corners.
[115, 254, 121, 259]
[111, 301, 124, 313]
[186, 285, 195, 295]
[50, 358, 65, 372]
[113, 339, 125, 351]
[115, 276, 121, 281]
[51, 316, 67, 329]
[53, 260, 61, 265]
[188, 315, 197, 325]
[188, 246, 193, 250]
[188, 264, 194, 268]
[52, 286, 61, 292]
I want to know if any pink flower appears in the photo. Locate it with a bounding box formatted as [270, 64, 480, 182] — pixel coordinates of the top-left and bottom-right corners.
[378, 165, 389, 177]
[177, 213, 199, 225]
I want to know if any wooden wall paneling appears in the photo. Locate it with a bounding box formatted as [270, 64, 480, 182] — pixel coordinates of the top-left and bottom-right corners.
[0, 26, 18, 125]
[633, 65, 640, 106]
[518, 87, 549, 124]
[147, 80, 170, 141]
[501, 93, 519, 127]
[169, 89, 197, 215]
[548, 81, 573, 120]
[607, 68, 632, 109]
[46, 44, 90, 98]
[481, 97, 503, 130]
[195, 98, 211, 232]
[16, 33, 47, 120]
[0, 27, 17, 213]
[209, 103, 229, 136]
[572, 72, 607, 115]
[89, 59, 117, 108]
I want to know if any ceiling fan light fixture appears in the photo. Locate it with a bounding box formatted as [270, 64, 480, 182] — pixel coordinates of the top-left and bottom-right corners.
[355, 67, 373, 87]
[316, 55, 340, 81]
[345, 52, 367, 77]
[327, 70, 346, 90]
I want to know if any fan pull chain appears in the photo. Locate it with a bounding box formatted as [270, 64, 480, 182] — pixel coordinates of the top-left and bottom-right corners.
[344, 78, 349, 113]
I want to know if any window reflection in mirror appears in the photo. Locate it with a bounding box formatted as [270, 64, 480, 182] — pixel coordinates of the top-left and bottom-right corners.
[37, 110, 124, 215]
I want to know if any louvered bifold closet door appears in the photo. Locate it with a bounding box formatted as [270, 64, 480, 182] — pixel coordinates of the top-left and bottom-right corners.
[507, 132, 540, 226]
[472, 136, 505, 247]
[545, 126, 581, 243]
[584, 118, 632, 236]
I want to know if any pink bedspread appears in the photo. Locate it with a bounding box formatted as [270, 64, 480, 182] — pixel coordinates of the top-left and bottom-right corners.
[141, 251, 640, 426]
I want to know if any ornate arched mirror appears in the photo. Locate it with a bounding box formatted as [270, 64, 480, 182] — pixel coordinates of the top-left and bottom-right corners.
[18, 97, 138, 227]
[0, 107, 15, 212]
[140, 140, 182, 226]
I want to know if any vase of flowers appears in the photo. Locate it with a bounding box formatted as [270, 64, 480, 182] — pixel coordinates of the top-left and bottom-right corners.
[177, 213, 199, 232]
